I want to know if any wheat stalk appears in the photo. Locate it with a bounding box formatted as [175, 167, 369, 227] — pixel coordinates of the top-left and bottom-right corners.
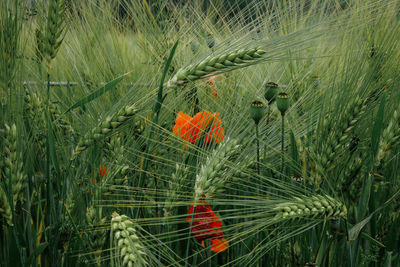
[310, 96, 368, 185]
[337, 152, 364, 195]
[194, 138, 240, 199]
[163, 163, 189, 218]
[2, 123, 27, 206]
[167, 47, 266, 88]
[375, 107, 400, 168]
[0, 1, 20, 93]
[0, 185, 12, 226]
[272, 194, 347, 221]
[26, 91, 73, 132]
[36, 0, 67, 70]
[111, 212, 148, 267]
[79, 47, 265, 152]
[86, 206, 107, 266]
[71, 104, 137, 160]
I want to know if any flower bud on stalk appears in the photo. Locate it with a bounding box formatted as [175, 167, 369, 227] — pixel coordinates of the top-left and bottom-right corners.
[250, 100, 265, 125]
[206, 34, 216, 49]
[264, 82, 279, 104]
[276, 92, 290, 116]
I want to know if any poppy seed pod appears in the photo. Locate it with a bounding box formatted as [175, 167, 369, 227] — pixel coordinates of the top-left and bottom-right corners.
[250, 100, 265, 125]
[276, 92, 290, 115]
[312, 76, 320, 89]
[191, 41, 200, 54]
[206, 34, 216, 49]
[264, 82, 279, 104]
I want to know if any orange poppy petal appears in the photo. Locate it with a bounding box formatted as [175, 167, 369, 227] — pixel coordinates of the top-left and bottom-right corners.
[187, 111, 213, 143]
[204, 113, 224, 145]
[173, 112, 192, 135]
[210, 238, 228, 252]
[173, 111, 225, 147]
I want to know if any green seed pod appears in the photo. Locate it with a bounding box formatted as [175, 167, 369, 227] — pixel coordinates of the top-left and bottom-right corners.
[282, 206, 291, 213]
[276, 92, 290, 115]
[250, 100, 265, 125]
[190, 41, 200, 54]
[312, 75, 320, 89]
[264, 82, 279, 103]
[223, 60, 235, 66]
[297, 209, 303, 215]
[206, 34, 216, 49]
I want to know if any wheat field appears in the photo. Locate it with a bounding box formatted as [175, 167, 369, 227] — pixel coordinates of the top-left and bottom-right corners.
[1, 0, 400, 266]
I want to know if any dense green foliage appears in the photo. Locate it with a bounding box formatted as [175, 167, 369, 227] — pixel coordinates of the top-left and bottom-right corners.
[1, 0, 400, 266]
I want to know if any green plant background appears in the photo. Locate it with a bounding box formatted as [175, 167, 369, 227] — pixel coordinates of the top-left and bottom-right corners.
[1, 0, 400, 266]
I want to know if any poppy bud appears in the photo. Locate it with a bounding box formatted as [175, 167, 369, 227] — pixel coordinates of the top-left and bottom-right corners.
[206, 34, 216, 49]
[191, 41, 200, 54]
[250, 100, 265, 125]
[276, 92, 290, 115]
[312, 76, 320, 89]
[264, 82, 279, 104]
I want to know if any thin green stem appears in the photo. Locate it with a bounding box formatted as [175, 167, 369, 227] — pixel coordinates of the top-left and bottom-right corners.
[281, 113, 285, 176]
[263, 105, 271, 167]
[255, 123, 261, 267]
[45, 71, 55, 263]
[207, 239, 212, 267]
[256, 123, 260, 176]
[135, 41, 178, 221]
[185, 204, 196, 267]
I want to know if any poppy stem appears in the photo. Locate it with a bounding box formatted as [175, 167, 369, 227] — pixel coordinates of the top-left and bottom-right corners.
[263, 106, 271, 168]
[185, 204, 196, 267]
[281, 113, 285, 176]
[206, 239, 212, 267]
[256, 124, 260, 176]
[255, 123, 261, 260]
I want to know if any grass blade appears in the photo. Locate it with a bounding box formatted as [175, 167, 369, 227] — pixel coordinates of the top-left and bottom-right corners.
[60, 71, 132, 117]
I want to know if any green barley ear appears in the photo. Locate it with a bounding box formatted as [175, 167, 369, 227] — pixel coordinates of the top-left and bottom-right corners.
[375, 107, 400, 168]
[0, 185, 12, 226]
[194, 138, 240, 199]
[25, 91, 73, 157]
[272, 194, 347, 221]
[132, 118, 146, 138]
[106, 135, 125, 162]
[34, 27, 45, 63]
[48, 102, 74, 134]
[102, 166, 129, 196]
[337, 151, 364, 197]
[25, 91, 47, 156]
[101, 136, 131, 195]
[86, 206, 107, 266]
[310, 96, 368, 185]
[0, 0, 21, 93]
[111, 212, 148, 267]
[2, 123, 27, 206]
[167, 47, 266, 88]
[36, 0, 67, 71]
[71, 104, 137, 160]
[164, 163, 189, 218]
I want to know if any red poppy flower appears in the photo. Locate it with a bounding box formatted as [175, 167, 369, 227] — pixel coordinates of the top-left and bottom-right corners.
[91, 165, 109, 184]
[98, 165, 109, 177]
[173, 111, 224, 149]
[186, 200, 228, 253]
